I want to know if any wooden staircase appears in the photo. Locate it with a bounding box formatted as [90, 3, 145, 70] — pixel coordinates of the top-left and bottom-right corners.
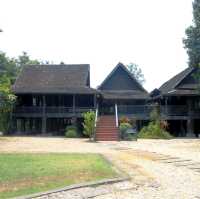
[95, 115, 119, 141]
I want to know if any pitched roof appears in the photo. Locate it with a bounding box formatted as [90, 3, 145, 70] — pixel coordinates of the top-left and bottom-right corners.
[156, 67, 200, 97]
[98, 62, 148, 99]
[99, 62, 147, 92]
[12, 64, 97, 94]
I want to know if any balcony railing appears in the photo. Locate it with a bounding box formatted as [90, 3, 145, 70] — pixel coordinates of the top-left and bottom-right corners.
[14, 105, 200, 118]
[14, 106, 95, 115]
[118, 105, 155, 115]
[160, 105, 188, 116]
[117, 105, 200, 117]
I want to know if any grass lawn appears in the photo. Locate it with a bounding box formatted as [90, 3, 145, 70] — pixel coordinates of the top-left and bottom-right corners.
[0, 153, 118, 198]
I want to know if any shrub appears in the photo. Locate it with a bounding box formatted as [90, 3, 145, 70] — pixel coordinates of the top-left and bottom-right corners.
[138, 121, 172, 139]
[82, 111, 95, 140]
[65, 125, 78, 138]
[119, 122, 132, 139]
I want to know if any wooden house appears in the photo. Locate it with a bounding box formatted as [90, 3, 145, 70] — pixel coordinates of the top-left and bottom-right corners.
[12, 64, 97, 135]
[151, 67, 200, 137]
[11, 63, 200, 140]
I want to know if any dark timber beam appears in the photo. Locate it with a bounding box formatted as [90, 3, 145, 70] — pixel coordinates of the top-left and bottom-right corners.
[187, 99, 194, 137]
[94, 94, 97, 108]
[73, 94, 75, 115]
[42, 95, 47, 134]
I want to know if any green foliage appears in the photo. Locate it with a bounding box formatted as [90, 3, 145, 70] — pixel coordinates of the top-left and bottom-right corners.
[119, 122, 132, 139]
[183, 0, 200, 67]
[65, 125, 78, 138]
[119, 122, 132, 134]
[126, 63, 145, 84]
[0, 51, 41, 83]
[150, 106, 160, 122]
[138, 121, 172, 139]
[138, 107, 172, 139]
[82, 111, 95, 139]
[0, 75, 16, 133]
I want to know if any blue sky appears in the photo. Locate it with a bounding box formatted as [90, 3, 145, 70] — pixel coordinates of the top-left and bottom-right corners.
[0, 0, 193, 91]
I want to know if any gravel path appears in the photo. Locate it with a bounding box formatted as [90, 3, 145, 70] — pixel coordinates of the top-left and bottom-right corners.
[1, 137, 200, 198]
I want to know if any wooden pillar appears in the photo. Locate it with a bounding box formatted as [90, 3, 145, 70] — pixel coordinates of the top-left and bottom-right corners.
[11, 117, 17, 133]
[187, 119, 194, 137]
[94, 94, 97, 108]
[73, 94, 75, 114]
[165, 97, 168, 115]
[23, 118, 26, 132]
[42, 95, 47, 134]
[186, 98, 194, 137]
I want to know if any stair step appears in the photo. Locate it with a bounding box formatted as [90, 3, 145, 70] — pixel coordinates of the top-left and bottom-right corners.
[96, 127, 118, 130]
[96, 138, 118, 141]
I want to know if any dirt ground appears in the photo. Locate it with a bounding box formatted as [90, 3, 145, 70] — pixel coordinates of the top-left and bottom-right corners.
[1, 137, 200, 199]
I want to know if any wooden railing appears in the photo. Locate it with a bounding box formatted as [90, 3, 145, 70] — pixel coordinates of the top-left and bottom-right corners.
[118, 105, 155, 115]
[14, 106, 95, 114]
[117, 105, 197, 117]
[14, 105, 200, 117]
[160, 105, 188, 116]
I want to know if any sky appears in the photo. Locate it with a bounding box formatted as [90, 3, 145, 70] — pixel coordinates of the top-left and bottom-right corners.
[0, 0, 193, 91]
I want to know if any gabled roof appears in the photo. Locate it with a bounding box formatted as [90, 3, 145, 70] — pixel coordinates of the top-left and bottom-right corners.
[156, 66, 200, 97]
[99, 62, 147, 92]
[98, 62, 148, 100]
[12, 64, 97, 94]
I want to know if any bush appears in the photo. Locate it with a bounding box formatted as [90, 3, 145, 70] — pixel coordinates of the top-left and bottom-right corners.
[65, 125, 78, 138]
[82, 111, 95, 140]
[119, 122, 132, 139]
[138, 121, 172, 139]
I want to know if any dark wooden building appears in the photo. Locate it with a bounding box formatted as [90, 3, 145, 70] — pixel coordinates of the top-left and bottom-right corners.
[12, 64, 97, 135]
[95, 63, 150, 140]
[11, 63, 200, 139]
[151, 67, 200, 137]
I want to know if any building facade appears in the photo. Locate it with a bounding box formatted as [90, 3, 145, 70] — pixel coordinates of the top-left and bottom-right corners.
[11, 63, 200, 139]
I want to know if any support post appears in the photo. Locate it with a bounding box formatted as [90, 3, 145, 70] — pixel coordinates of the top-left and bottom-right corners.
[165, 97, 168, 115]
[42, 95, 47, 134]
[187, 99, 194, 137]
[187, 119, 194, 137]
[73, 94, 75, 115]
[94, 94, 97, 109]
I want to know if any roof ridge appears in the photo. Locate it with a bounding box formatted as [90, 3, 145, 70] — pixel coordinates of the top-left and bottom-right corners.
[158, 67, 195, 95]
[98, 62, 148, 93]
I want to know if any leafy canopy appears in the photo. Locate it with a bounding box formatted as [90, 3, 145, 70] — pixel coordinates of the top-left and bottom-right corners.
[183, 0, 200, 67]
[126, 63, 145, 84]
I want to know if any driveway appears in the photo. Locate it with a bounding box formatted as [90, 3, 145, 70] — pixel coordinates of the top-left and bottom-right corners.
[1, 137, 200, 198]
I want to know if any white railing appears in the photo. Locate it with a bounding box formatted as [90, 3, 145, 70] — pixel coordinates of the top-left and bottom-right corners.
[115, 103, 119, 127]
[94, 103, 99, 128]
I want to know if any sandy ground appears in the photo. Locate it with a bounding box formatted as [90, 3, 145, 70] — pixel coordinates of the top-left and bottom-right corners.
[1, 137, 200, 199]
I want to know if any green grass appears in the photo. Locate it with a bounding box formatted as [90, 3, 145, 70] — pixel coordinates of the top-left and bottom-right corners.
[0, 153, 117, 198]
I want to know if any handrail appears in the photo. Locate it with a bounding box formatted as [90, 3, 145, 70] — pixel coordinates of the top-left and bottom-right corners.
[115, 103, 119, 127]
[94, 104, 99, 128]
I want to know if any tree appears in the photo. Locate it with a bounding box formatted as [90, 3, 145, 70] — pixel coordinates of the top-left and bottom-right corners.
[17, 52, 40, 66]
[126, 63, 145, 84]
[183, 0, 200, 67]
[0, 51, 40, 83]
[0, 75, 16, 133]
[0, 52, 18, 83]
